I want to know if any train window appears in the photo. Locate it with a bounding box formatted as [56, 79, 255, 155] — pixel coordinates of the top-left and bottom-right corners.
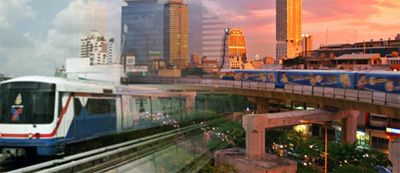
[86, 98, 116, 115]
[0, 82, 55, 124]
[74, 98, 83, 116]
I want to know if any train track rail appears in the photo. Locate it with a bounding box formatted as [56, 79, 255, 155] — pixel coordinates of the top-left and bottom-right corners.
[8, 119, 222, 173]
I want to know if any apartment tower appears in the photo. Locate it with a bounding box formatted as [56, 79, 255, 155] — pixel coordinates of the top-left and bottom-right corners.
[276, 0, 302, 60]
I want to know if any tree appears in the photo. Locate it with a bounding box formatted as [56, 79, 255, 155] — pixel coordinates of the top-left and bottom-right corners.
[181, 67, 206, 77]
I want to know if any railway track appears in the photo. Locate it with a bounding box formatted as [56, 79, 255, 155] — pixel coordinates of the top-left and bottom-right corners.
[6, 119, 222, 172]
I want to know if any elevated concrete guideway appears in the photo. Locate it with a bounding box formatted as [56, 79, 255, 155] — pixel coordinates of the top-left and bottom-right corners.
[242, 108, 358, 160]
[130, 76, 400, 118]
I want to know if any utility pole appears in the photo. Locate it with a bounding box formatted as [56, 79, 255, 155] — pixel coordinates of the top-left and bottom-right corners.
[147, 33, 150, 69]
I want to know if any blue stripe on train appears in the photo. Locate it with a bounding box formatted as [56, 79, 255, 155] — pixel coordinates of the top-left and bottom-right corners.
[64, 107, 117, 143]
[0, 137, 64, 155]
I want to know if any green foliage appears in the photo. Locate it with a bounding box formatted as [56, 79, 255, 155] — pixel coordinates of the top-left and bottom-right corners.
[204, 119, 246, 151]
[296, 163, 319, 173]
[264, 128, 392, 172]
[333, 164, 377, 173]
[228, 95, 255, 112]
[181, 67, 207, 77]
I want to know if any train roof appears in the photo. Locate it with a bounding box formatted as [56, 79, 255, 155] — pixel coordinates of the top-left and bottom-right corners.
[1, 76, 176, 96]
[1, 76, 116, 94]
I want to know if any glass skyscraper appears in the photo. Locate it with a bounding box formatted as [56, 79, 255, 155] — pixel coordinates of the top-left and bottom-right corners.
[121, 0, 164, 66]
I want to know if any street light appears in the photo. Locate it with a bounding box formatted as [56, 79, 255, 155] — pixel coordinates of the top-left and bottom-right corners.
[300, 120, 328, 173]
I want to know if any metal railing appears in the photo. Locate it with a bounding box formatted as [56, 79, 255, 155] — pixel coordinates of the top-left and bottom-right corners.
[131, 76, 400, 108]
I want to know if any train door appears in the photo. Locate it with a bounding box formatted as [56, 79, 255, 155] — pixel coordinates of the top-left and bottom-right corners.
[56, 92, 75, 141]
[120, 95, 136, 130]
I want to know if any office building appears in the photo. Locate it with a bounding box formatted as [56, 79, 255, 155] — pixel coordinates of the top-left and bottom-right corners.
[202, 8, 227, 66]
[121, 0, 164, 66]
[222, 28, 247, 68]
[164, 0, 189, 68]
[276, 0, 302, 60]
[301, 34, 313, 57]
[80, 30, 107, 65]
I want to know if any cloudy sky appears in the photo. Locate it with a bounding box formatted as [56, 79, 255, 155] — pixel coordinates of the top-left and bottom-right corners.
[0, 0, 399, 77]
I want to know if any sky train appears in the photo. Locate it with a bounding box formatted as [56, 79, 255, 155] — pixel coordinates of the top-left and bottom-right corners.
[0, 76, 165, 156]
[220, 69, 400, 94]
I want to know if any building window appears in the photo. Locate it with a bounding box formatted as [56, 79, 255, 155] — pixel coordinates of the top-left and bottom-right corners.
[371, 137, 389, 150]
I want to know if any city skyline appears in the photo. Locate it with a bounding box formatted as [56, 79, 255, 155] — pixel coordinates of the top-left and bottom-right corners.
[0, 0, 399, 77]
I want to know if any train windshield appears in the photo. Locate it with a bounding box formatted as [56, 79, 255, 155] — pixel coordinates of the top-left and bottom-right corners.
[0, 82, 56, 124]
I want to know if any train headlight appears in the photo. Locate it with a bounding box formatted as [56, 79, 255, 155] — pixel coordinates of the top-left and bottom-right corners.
[28, 133, 33, 139]
[35, 133, 41, 139]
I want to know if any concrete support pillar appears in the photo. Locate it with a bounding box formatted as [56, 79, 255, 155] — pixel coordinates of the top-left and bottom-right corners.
[339, 110, 360, 145]
[184, 92, 196, 113]
[389, 139, 400, 173]
[247, 97, 269, 114]
[243, 115, 266, 160]
[245, 129, 265, 160]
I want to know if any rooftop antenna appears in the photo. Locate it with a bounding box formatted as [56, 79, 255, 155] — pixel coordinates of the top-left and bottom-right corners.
[355, 30, 357, 43]
[325, 28, 328, 46]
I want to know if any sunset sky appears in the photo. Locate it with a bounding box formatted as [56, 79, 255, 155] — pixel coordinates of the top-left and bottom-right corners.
[204, 0, 400, 58]
[0, 0, 399, 76]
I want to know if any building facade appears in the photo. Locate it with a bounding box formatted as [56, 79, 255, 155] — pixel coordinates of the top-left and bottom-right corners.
[202, 9, 227, 66]
[80, 30, 108, 65]
[106, 38, 115, 65]
[305, 36, 400, 69]
[164, 0, 189, 68]
[276, 0, 302, 60]
[222, 28, 247, 68]
[121, 0, 164, 66]
[301, 34, 313, 57]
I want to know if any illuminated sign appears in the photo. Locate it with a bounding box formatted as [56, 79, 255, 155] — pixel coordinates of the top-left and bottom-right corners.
[149, 51, 160, 54]
[386, 128, 400, 135]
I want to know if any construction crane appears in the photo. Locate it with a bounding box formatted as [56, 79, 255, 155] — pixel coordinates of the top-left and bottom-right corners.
[121, 23, 128, 73]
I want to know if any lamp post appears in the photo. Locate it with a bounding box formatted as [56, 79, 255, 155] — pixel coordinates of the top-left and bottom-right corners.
[300, 120, 327, 173]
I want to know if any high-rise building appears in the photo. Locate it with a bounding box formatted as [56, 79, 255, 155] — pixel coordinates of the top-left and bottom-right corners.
[106, 38, 115, 64]
[80, 2, 107, 38]
[186, 0, 226, 67]
[187, 0, 203, 58]
[121, 0, 164, 66]
[276, 0, 302, 59]
[202, 8, 227, 65]
[301, 34, 313, 57]
[80, 30, 107, 65]
[164, 0, 189, 68]
[222, 28, 247, 68]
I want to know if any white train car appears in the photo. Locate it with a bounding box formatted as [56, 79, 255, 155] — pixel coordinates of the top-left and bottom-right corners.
[0, 76, 154, 156]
